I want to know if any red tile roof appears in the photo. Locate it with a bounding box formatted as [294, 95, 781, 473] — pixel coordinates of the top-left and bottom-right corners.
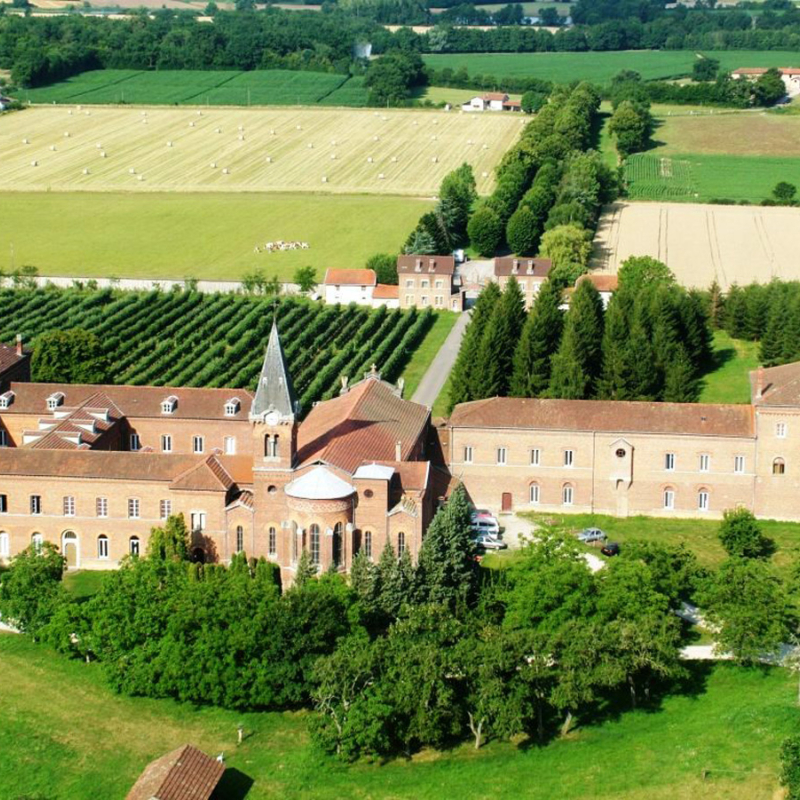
[751, 361, 800, 407]
[449, 397, 754, 438]
[576, 273, 619, 292]
[323, 268, 377, 287]
[483, 92, 509, 101]
[126, 744, 225, 800]
[5, 383, 253, 421]
[297, 377, 430, 473]
[0, 341, 27, 374]
[373, 284, 400, 299]
[494, 257, 551, 278]
[397, 255, 455, 276]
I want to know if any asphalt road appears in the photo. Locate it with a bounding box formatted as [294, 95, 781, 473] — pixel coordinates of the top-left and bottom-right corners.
[411, 310, 470, 410]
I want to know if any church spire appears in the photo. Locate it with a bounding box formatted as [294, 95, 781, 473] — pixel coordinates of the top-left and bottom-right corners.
[250, 321, 299, 421]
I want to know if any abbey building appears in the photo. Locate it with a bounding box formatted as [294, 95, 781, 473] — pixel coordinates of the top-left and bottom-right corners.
[1, 329, 800, 577]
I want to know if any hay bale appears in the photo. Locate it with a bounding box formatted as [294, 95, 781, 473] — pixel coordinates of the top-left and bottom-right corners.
[96, 143, 102, 149]
[270, 129, 276, 135]
[100, 151, 106, 158]
[238, 125, 244, 131]
[330, 139, 336, 145]
[68, 110, 73, 116]
[129, 168, 136, 174]
[22, 138, 29, 144]
[167, 141, 173, 147]
[296, 124, 302, 130]
[77, 105, 82, 111]
[82, 168, 90, 175]
[367, 157, 373, 163]
[391, 156, 397, 162]
[431, 135, 437, 140]
[266, 156, 273, 163]
[432, 156, 438, 163]
[330, 153, 336, 159]
[189, 122, 196, 128]
[378, 173, 385, 180]
[238, 134, 245, 141]
[482, 171, 488, 178]
[482, 144, 488, 149]
[322, 176, 328, 183]
[373, 135, 379, 141]
[141, 111, 147, 116]
[308, 143, 314, 149]
[210, 162, 217, 168]
[222, 168, 230, 174]
[49, 145, 56, 151]
[137, 175, 144, 182]
[30, 160, 37, 167]
[64, 132, 70, 138]
[197, 111, 203, 116]
[215, 127, 221, 134]
[433, 120, 438, 125]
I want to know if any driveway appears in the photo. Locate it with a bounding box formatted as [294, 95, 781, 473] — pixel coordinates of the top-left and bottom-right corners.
[411, 310, 470, 409]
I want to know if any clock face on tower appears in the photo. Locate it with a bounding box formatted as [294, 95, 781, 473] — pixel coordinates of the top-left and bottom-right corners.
[265, 410, 281, 426]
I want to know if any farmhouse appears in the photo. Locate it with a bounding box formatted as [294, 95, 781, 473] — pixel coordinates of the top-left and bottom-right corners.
[730, 67, 800, 96]
[494, 256, 552, 309]
[461, 93, 521, 112]
[322, 268, 399, 308]
[575, 272, 618, 308]
[397, 254, 463, 311]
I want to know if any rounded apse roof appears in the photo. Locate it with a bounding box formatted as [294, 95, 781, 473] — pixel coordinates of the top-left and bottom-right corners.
[284, 465, 356, 501]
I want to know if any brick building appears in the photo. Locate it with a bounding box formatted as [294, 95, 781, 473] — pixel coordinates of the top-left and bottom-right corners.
[493, 257, 552, 310]
[0, 336, 30, 393]
[397, 255, 462, 311]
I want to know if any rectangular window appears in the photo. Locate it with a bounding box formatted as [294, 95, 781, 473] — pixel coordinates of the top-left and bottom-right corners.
[464, 446, 473, 464]
[161, 434, 172, 453]
[530, 448, 541, 466]
[529, 484, 540, 504]
[0, 532, 9, 557]
[777, 422, 787, 439]
[159, 500, 172, 520]
[663, 489, 675, 510]
[435, 280, 443, 289]
[98, 537, 109, 559]
[496, 447, 507, 465]
[129, 433, 140, 451]
[562, 485, 574, 506]
[421, 279, 429, 288]
[128, 498, 140, 519]
[268, 527, 276, 556]
[0, 494, 7, 514]
[0, 429, 7, 447]
[190, 512, 206, 532]
[63, 496, 75, 517]
[421, 296, 429, 307]
[224, 436, 237, 455]
[405, 295, 413, 306]
[96, 497, 108, 518]
[665, 453, 675, 471]
[192, 435, 204, 454]
[564, 449, 574, 467]
[434, 296, 443, 307]
[699, 454, 710, 473]
[734, 455, 745, 474]
[364, 530, 372, 560]
[405, 279, 414, 288]
[30, 495, 41, 515]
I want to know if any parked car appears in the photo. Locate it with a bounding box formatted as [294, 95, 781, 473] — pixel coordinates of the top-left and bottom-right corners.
[473, 533, 508, 551]
[471, 517, 501, 537]
[577, 527, 607, 543]
[600, 542, 621, 557]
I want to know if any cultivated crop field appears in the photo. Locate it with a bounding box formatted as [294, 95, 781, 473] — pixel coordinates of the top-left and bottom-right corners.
[20, 69, 367, 107]
[423, 50, 800, 84]
[0, 287, 435, 408]
[0, 105, 520, 195]
[593, 201, 800, 289]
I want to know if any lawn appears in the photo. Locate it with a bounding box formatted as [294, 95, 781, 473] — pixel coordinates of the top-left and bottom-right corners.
[398, 311, 460, 400]
[414, 85, 522, 106]
[19, 69, 367, 107]
[0, 105, 520, 196]
[422, 50, 800, 85]
[699, 330, 760, 405]
[0, 192, 430, 281]
[63, 570, 113, 601]
[0, 632, 796, 799]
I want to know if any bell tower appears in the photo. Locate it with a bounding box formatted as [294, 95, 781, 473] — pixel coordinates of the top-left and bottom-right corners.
[250, 321, 300, 470]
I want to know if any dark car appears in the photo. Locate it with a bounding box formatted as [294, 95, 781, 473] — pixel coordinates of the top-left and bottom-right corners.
[601, 542, 620, 557]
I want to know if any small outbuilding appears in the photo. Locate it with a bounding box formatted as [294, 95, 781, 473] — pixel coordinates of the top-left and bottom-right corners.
[126, 744, 225, 800]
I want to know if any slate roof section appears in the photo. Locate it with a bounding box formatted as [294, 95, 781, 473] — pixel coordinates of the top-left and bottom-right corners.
[449, 397, 755, 438]
[494, 257, 552, 278]
[251, 322, 299, 420]
[323, 268, 377, 286]
[752, 361, 800, 407]
[126, 744, 225, 800]
[297, 377, 430, 474]
[397, 255, 456, 276]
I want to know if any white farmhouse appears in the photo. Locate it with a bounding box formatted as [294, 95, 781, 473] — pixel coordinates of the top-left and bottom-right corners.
[322, 268, 399, 308]
[461, 92, 521, 112]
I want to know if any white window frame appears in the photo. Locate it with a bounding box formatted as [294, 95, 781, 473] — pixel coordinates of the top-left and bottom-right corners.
[161, 434, 172, 453]
[130, 433, 141, 451]
[128, 498, 140, 519]
[0, 532, 9, 558]
[496, 447, 507, 466]
[699, 454, 710, 473]
[30, 495, 42, 515]
[464, 446, 473, 464]
[96, 497, 108, 518]
[663, 488, 675, 510]
[698, 490, 709, 512]
[63, 496, 75, 517]
[562, 484, 574, 506]
[98, 536, 109, 560]
[665, 452, 676, 471]
[734, 455, 745, 474]
[192, 435, 204, 454]
[530, 448, 541, 466]
[159, 499, 172, 520]
[564, 449, 574, 468]
[777, 422, 787, 439]
[190, 511, 206, 532]
[224, 399, 240, 417]
[529, 483, 540, 504]
[224, 436, 237, 455]
[129, 537, 140, 556]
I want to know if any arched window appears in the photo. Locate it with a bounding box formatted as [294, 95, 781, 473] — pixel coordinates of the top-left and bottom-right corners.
[129, 536, 140, 556]
[332, 522, 342, 567]
[269, 526, 277, 556]
[264, 434, 271, 458]
[773, 458, 786, 476]
[364, 530, 372, 560]
[663, 487, 675, 510]
[562, 484, 574, 506]
[292, 528, 298, 563]
[310, 524, 320, 565]
[397, 531, 406, 556]
[272, 436, 279, 458]
[31, 532, 43, 552]
[236, 525, 244, 554]
[97, 535, 109, 559]
[0, 532, 9, 558]
[529, 483, 540, 504]
[697, 489, 710, 512]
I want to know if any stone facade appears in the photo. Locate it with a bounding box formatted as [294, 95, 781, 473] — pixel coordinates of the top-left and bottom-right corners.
[397, 255, 462, 311]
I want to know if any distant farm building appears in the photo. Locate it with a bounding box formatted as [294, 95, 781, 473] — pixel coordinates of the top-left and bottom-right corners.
[322, 268, 399, 308]
[461, 93, 522, 112]
[730, 67, 800, 96]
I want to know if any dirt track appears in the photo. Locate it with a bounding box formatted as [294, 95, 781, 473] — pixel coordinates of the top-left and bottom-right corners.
[593, 201, 800, 290]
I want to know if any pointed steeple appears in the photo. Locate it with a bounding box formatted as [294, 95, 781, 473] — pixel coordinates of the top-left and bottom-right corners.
[250, 321, 299, 421]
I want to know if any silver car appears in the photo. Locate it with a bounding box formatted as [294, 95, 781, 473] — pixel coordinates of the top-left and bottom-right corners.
[577, 527, 607, 543]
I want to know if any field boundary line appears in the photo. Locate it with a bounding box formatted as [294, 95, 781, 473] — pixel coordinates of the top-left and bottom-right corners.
[180, 71, 245, 105]
[313, 74, 351, 104]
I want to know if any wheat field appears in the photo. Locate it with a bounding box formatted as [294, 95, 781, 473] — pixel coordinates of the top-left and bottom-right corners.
[0, 105, 523, 196]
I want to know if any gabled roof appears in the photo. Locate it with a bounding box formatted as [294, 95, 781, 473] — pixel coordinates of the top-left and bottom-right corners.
[450, 397, 754, 438]
[250, 322, 299, 421]
[170, 455, 234, 492]
[323, 268, 376, 287]
[752, 361, 800, 407]
[576, 273, 619, 292]
[126, 744, 224, 800]
[297, 377, 430, 474]
[397, 255, 455, 276]
[0, 341, 27, 375]
[483, 92, 509, 101]
[494, 257, 552, 278]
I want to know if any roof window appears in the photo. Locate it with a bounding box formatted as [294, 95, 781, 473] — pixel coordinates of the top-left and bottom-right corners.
[161, 395, 178, 414]
[225, 398, 241, 416]
[0, 391, 14, 409]
[46, 392, 64, 410]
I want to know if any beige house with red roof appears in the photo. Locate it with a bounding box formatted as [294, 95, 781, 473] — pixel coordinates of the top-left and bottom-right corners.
[494, 257, 552, 309]
[731, 67, 800, 95]
[461, 92, 522, 112]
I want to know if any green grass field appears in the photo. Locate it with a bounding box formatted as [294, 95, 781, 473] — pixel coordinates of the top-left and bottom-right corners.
[699, 331, 760, 404]
[0, 192, 431, 281]
[422, 50, 800, 85]
[20, 69, 368, 107]
[0, 632, 795, 800]
[398, 311, 460, 399]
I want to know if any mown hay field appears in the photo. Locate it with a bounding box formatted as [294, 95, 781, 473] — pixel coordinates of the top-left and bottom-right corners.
[0, 191, 431, 280]
[422, 49, 800, 84]
[593, 201, 800, 290]
[20, 69, 367, 107]
[0, 105, 521, 195]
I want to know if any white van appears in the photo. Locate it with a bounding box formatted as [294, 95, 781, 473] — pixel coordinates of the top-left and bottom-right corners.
[471, 517, 501, 537]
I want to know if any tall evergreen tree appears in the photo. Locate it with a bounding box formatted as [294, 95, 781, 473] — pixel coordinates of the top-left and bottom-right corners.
[509, 280, 564, 397]
[761, 292, 788, 366]
[781, 294, 800, 364]
[662, 345, 698, 403]
[474, 277, 527, 399]
[597, 289, 636, 400]
[448, 282, 502, 412]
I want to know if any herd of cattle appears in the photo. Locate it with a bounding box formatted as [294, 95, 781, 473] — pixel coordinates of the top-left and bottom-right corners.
[254, 240, 311, 254]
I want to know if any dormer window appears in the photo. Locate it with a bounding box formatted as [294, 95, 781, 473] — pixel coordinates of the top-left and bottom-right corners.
[415, 259, 422, 272]
[428, 259, 436, 272]
[512, 259, 519, 274]
[46, 392, 64, 410]
[225, 398, 241, 416]
[0, 391, 13, 409]
[526, 261, 534, 274]
[161, 395, 178, 414]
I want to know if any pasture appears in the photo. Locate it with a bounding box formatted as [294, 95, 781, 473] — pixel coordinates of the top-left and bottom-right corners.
[422, 50, 800, 84]
[593, 201, 800, 290]
[1, 633, 795, 800]
[20, 69, 366, 107]
[0, 191, 429, 280]
[0, 105, 521, 195]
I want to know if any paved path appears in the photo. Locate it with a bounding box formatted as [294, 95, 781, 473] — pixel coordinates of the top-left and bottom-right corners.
[411, 310, 470, 409]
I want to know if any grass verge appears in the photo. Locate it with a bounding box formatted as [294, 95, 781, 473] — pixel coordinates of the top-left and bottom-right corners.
[399, 311, 460, 400]
[699, 330, 760, 404]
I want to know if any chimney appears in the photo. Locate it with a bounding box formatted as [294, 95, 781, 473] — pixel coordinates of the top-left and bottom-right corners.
[395, 440, 402, 461]
[756, 366, 764, 400]
[340, 375, 349, 395]
[15, 334, 23, 356]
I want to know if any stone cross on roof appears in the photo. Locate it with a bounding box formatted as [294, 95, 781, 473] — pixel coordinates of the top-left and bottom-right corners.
[250, 321, 300, 421]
